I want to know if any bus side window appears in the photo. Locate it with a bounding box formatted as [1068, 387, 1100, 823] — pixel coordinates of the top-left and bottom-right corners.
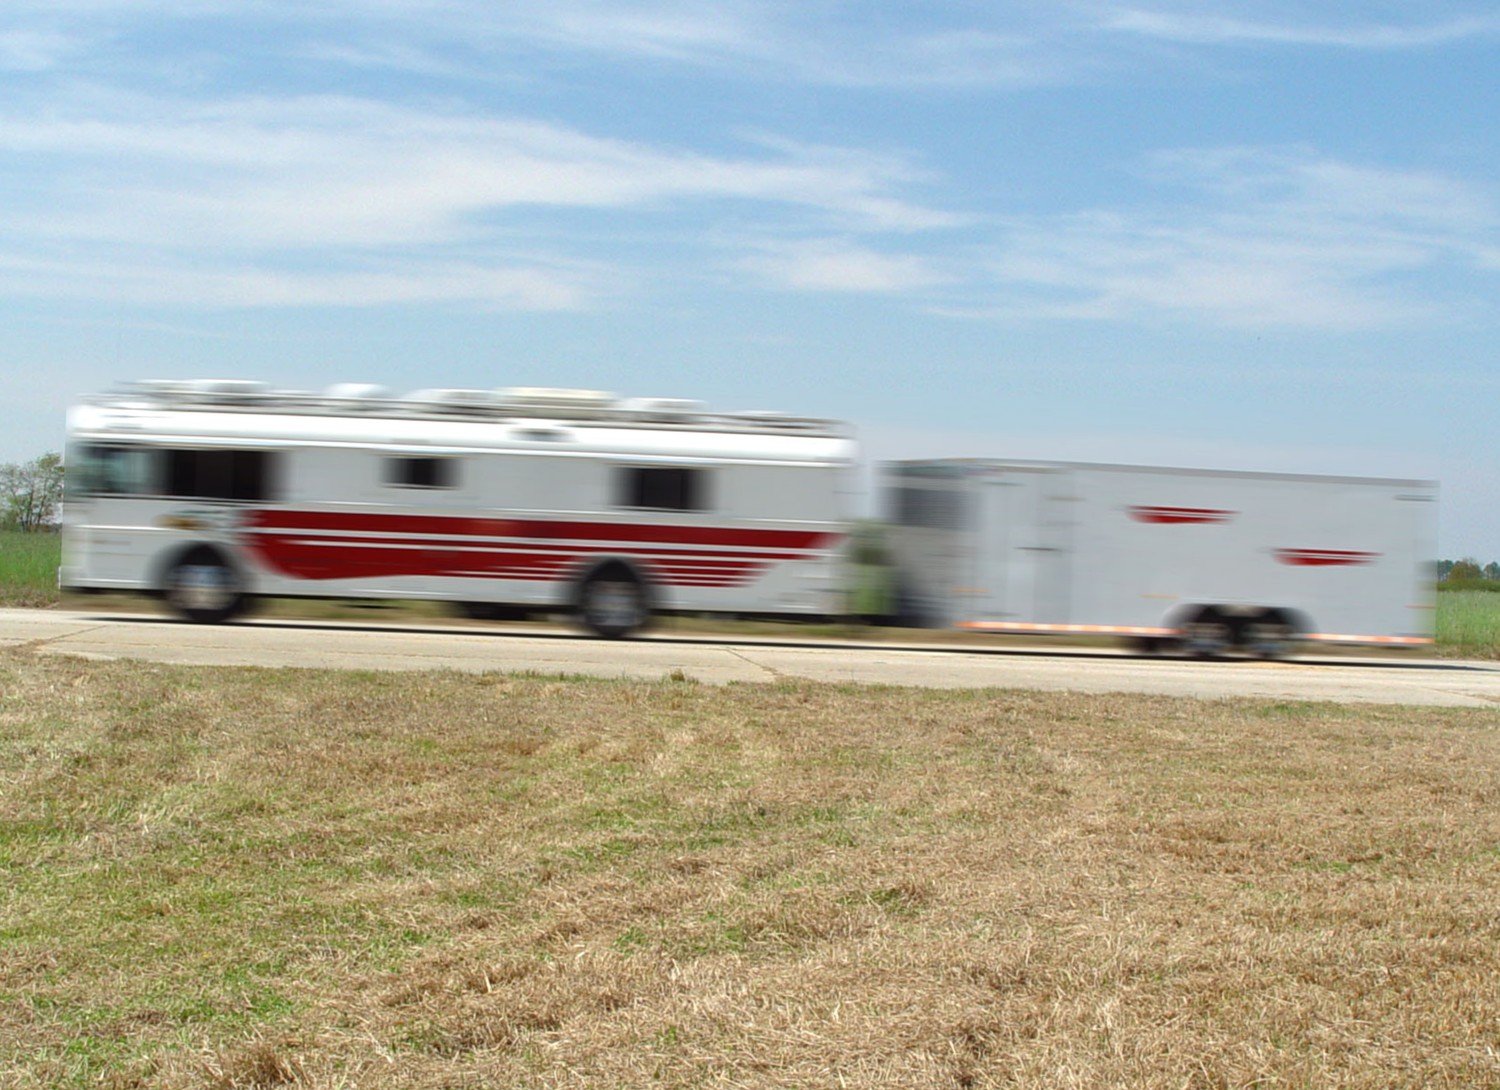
[165, 449, 274, 501]
[75, 445, 158, 496]
[386, 457, 456, 489]
[617, 467, 707, 511]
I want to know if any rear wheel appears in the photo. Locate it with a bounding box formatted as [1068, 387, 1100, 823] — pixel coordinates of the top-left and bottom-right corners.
[1244, 614, 1298, 660]
[1184, 608, 1236, 659]
[164, 547, 243, 624]
[576, 567, 649, 639]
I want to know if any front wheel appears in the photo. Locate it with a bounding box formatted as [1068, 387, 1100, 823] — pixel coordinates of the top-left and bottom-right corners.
[164, 548, 244, 624]
[576, 570, 649, 639]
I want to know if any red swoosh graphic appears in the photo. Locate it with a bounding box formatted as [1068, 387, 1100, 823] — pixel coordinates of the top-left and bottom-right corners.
[1275, 549, 1379, 567]
[1128, 506, 1236, 525]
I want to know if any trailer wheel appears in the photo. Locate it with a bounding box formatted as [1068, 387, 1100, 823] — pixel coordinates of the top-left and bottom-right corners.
[576, 565, 650, 639]
[164, 547, 244, 624]
[1184, 608, 1235, 660]
[1244, 613, 1298, 660]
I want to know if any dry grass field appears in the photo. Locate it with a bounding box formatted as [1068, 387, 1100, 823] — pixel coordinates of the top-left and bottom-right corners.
[1, 650, 1498, 1089]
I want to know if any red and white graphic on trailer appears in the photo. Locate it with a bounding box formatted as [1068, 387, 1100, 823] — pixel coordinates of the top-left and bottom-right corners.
[1127, 506, 1237, 525]
[1274, 548, 1380, 567]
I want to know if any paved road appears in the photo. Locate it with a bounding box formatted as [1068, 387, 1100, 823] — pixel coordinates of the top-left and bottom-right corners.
[3, 608, 1499, 708]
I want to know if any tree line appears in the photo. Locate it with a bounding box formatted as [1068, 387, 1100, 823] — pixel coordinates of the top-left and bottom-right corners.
[1, 453, 63, 532]
[1437, 558, 1500, 585]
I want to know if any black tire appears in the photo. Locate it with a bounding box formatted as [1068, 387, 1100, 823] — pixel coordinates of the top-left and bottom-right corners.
[164, 547, 244, 624]
[576, 568, 649, 639]
[1184, 608, 1235, 660]
[1244, 615, 1298, 660]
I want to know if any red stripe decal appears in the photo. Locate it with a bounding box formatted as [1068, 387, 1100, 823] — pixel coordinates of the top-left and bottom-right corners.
[243, 510, 837, 551]
[236, 509, 827, 586]
[1275, 549, 1380, 567]
[1128, 506, 1236, 525]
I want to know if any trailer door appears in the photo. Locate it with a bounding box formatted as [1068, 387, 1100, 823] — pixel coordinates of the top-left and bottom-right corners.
[967, 465, 1069, 625]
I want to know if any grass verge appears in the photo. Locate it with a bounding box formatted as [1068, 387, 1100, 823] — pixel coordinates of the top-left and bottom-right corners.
[1436, 589, 1500, 659]
[0, 531, 60, 608]
[1, 651, 1497, 1088]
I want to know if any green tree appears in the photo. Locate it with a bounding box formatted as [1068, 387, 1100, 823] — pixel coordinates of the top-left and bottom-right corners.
[1446, 557, 1484, 583]
[1, 453, 64, 531]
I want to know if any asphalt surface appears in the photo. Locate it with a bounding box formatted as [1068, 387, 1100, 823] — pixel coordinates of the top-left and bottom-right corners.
[5, 607, 1500, 708]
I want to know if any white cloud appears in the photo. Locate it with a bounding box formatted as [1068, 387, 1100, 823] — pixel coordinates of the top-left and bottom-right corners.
[740, 239, 948, 293]
[1103, 7, 1500, 49]
[7, 1, 1497, 97]
[0, 93, 955, 307]
[0, 250, 594, 309]
[977, 148, 1498, 330]
[0, 30, 76, 71]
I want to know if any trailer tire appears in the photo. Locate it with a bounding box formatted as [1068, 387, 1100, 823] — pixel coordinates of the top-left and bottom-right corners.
[576, 565, 650, 639]
[164, 547, 244, 624]
[1244, 612, 1298, 660]
[1185, 607, 1235, 660]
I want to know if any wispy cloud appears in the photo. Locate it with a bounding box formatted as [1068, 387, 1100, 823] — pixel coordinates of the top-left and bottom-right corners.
[1103, 7, 1500, 49]
[976, 148, 1499, 330]
[739, 238, 950, 293]
[0, 29, 77, 71]
[0, 250, 595, 310]
[0, 92, 955, 307]
[7, 2, 1497, 94]
[3, 4, 1497, 326]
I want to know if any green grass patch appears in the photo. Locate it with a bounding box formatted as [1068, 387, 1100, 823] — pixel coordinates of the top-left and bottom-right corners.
[1436, 588, 1500, 658]
[0, 530, 60, 607]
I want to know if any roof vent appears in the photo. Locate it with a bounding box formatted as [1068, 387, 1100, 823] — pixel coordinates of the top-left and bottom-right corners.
[324, 382, 391, 400]
[728, 410, 825, 431]
[618, 397, 705, 421]
[495, 387, 616, 419]
[128, 379, 270, 405]
[404, 388, 504, 414]
[323, 383, 393, 411]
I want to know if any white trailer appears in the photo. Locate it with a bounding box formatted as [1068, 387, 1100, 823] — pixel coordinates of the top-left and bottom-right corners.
[61, 379, 855, 637]
[881, 459, 1437, 656]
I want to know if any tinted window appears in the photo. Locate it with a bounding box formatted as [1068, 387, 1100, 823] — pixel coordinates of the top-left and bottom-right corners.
[618, 467, 706, 511]
[386, 457, 455, 489]
[165, 449, 274, 501]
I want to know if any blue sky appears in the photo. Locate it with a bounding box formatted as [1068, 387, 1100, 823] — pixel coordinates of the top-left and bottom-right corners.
[3, 1, 1497, 555]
